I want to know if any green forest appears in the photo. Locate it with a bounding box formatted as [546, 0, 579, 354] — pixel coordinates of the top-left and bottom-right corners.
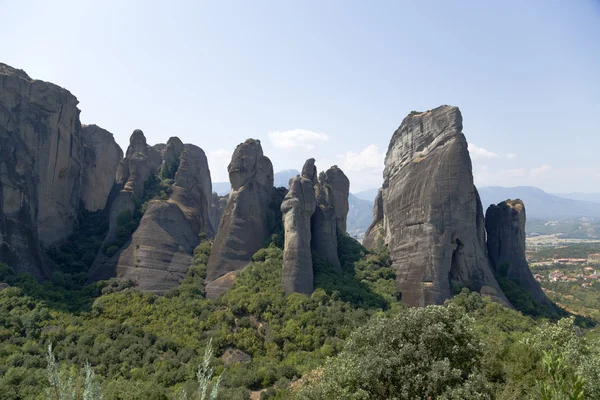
[1, 205, 600, 399]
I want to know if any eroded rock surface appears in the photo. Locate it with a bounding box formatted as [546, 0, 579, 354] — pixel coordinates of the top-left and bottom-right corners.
[486, 199, 552, 308]
[363, 188, 384, 249]
[209, 192, 228, 235]
[282, 175, 317, 295]
[206, 139, 274, 298]
[0, 64, 96, 277]
[382, 105, 509, 307]
[81, 124, 123, 211]
[90, 135, 213, 293]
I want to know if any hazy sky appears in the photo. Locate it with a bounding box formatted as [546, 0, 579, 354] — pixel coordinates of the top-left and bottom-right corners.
[2, 0, 599, 192]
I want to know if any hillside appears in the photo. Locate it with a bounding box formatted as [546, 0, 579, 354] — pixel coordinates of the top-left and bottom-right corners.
[478, 186, 600, 219]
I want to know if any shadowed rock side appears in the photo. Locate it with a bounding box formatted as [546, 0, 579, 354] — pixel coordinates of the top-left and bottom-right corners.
[383, 105, 510, 307]
[486, 199, 553, 308]
[310, 165, 350, 271]
[81, 124, 123, 211]
[88, 130, 163, 282]
[282, 176, 317, 294]
[0, 63, 120, 277]
[90, 137, 213, 293]
[363, 188, 384, 249]
[205, 139, 274, 298]
[209, 192, 228, 235]
[320, 166, 350, 233]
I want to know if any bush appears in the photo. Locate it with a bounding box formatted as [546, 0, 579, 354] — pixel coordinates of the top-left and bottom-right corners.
[296, 304, 492, 399]
[105, 246, 120, 257]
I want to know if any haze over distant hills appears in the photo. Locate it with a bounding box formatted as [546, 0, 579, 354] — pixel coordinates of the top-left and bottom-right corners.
[554, 192, 600, 204]
[214, 177, 600, 237]
[477, 186, 600, 219]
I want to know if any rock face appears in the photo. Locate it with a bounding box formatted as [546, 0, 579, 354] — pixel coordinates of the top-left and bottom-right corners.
[282, 169, 318, 295]
[0, 63, 119, 278]
[281, 160, 350, 294]
[382, 106, 509, 307]
[209, 192, 228, 235]
[205, 139, 274, 298]
[486, 199, 552, 307]
[81, 124, 123, 211]
[311, 166, 350, 270]
[363, 188, 384, 249]
[320, 166, 350, 233]
[90, 136, 213, 293]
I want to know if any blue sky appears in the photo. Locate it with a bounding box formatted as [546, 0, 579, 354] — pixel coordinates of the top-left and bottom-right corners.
[2, 0, 599, 192]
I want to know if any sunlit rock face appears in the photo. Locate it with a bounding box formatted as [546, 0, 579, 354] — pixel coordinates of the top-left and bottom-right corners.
[205, 139, 275, 298]
[89, 135, 213, 293]
[282, 172, 317, 295]
[382, 105, 510, 307]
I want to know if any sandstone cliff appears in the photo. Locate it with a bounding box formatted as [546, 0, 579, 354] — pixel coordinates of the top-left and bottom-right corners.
[282, 174, 317, 294]
[486, 199, 553, 308]
[209, 192, 228, 235]
[81, 124, 123, 211]
[0, 63, 121, 278]
[89, 135, 213, 293]
[282, 160, 350, 294]
[205, 139, 275, 298]
[382, 106, 510, 307]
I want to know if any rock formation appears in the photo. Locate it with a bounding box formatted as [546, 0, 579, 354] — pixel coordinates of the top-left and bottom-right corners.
[90, 136, 213, 293]
[320, 166, 350, 233]
[209, 192, 228, 235]
[282, 167, 318, 294]
[205, 139, 274, 298]
[0, 63, 121, 278]
[381, 105, 509, 307]
[281, 160, 350, 294]
[486, 199, 553, 307]
[362, 188, 384, 249]
[81, 124, 123, 211]
[310, 166, 350, 270]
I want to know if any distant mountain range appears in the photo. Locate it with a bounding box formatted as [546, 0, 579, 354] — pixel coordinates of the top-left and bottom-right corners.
[478, 186, 600, 219]
[213, 176, 600, 238]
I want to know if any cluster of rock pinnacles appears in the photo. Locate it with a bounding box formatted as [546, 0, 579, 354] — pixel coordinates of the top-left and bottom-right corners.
[0, 63, 551, 309]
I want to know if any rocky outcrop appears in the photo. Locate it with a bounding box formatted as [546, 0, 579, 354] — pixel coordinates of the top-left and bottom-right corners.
[81, 124, 123, 211]
[205, 139, 274, 298]
[116, 129, 162, 197]
[486, 199, 552, 308]
[90, 136, 213, 293]
[209, 192, 228, 235]
[319, 166, 350, 233]
[382, 106, 510, 307]
[310, 165, 349, 270]
[282, 174, 317, 295]
[362, 188, 384, 249]
[0, 63, 91, 277]
[281, 160, 349, 293]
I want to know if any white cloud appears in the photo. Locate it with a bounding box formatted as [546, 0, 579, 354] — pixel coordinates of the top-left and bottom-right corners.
[268, 129, 329, 150]
[473, 164, 553, 188]
[337, 144, 385, 172]
[207, 148, 232, 182]
[468, 143, 500, 159]
[468, 143, 518, 160]
[335, 144, 385, 191]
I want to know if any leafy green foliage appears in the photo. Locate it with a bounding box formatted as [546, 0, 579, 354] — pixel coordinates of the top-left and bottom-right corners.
[296, 304, 492, 399]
